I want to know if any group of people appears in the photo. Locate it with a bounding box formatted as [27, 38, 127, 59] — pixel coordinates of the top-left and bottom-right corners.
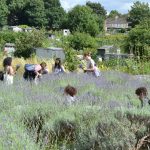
[0, 52, 100, 85]
[1, 55, 149, 108]
[0, 57, 67, 85]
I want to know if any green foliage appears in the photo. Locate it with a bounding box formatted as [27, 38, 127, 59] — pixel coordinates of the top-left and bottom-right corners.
[96, 34, 127, 48]
[0, 30, 17, 43]
[86, 1, 106, 18]
[44, 0, 66, 29]
[108, 10, 122, 18]
[68, 32, 97, 50]
[67, 5, 100, 36]
[129, 1, 150, 27]
[7, 0, 28, 25]
[0, 0, 9, 27]
[64, 47, 80, 71]
[86, 1, 106, 31]
[14, 29, 46, 58]
[124, 19, 150, 57]
[25, 0, 47, 27]
[100, 58, 150, 75]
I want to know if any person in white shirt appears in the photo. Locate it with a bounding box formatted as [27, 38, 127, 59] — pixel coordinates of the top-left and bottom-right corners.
[64, 85, 77, 106]
[83, 52, 100, 77]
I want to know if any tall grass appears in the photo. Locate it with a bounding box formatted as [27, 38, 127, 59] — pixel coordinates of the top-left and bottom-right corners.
[0, 56, 54, 74]
[0, 72, 150, 149]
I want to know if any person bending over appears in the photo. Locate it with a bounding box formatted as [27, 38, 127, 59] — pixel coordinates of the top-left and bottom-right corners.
[23, 62, 48, 82]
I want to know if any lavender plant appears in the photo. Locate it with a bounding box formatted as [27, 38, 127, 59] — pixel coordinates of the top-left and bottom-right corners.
[0, 71, 150, 150]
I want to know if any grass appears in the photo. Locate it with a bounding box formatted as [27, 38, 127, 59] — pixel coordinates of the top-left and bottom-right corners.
[0, 71, 150, 149]
[0, 56, 54, 74]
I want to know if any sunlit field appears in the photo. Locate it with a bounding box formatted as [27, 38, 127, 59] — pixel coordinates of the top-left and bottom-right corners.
[0, 71, 150, 150]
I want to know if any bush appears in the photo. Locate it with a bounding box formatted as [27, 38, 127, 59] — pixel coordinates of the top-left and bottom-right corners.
[123, 19, 150, 57]
[68, 32, 97, 50]
[14, 29, 47, 58]
[64, 47, 80, 71]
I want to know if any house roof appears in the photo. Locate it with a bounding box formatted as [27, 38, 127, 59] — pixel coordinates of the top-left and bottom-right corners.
[106, 17, 128, 24]
[35, 47, 64, 51]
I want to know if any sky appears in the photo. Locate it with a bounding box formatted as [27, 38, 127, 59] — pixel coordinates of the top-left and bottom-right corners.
[60, 0, 150, 14]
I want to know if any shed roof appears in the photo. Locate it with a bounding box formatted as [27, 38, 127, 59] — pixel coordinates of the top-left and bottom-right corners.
[35, 47, 64, 51]
[5, 43, 15, 46]
[98, 45, 114, 50]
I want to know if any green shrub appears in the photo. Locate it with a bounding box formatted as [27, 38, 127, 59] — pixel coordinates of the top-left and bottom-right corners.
[68, 32, 97, 50]
[14, 29, 47, 58]
[64, 47, 80, 71]
[123, 19, 150, 57]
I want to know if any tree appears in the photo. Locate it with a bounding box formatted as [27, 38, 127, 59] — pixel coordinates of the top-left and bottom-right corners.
[108, 10, 122, 18]
[14, 29, 46, 58]
[7, 0, 28, 25]
[68, 32, 97, 50]
[25, 0, 47, 27]
[124, 19, 150, 57]
[43, 0, 66, 29]
[86, 1, 106, 31]
[129, 1, 150, 27]
[67, 5, 99, 36]
[0, 0, 9, 27]
[86, 1, 106, 18]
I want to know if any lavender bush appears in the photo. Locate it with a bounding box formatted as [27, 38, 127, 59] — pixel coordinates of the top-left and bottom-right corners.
[0, 71, 150, 150]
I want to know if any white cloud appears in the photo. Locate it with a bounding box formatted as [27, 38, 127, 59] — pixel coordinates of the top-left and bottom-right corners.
[60, 0, 150, 14]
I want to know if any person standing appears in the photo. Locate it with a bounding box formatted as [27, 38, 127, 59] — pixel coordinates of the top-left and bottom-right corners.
[52, 58, 65, 74]
[83, 52, 100, 77]
[3, 57, 15, 85]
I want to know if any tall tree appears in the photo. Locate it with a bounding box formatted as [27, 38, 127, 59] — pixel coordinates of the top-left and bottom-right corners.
[0, 0, 9, 27]
[86, 1, 106, 18]
[129, 1, 150, 27]
[108, 10, 122, 18]
[67, 5, 99, 36]
[43, 0, 66, 29]
[86, 1, 107, 31]
[25, 0, 47, 27]
[7, 0, 28, 25]
[124, 19, 150, 57]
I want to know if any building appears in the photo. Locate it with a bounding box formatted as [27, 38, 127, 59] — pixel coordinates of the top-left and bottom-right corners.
[34, 47, 65, 61]
[105, 16, 130, 32]
[63, 29, 70, 36]
[97, 45, 133, 61]
[8, 26, 22, 32]
[3, 43, 16, 57]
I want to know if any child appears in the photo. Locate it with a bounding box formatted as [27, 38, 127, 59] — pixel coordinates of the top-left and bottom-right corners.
[52, 58, 65, 74]
[135, 87, 150, 108]
[64, 85, 77, 106]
